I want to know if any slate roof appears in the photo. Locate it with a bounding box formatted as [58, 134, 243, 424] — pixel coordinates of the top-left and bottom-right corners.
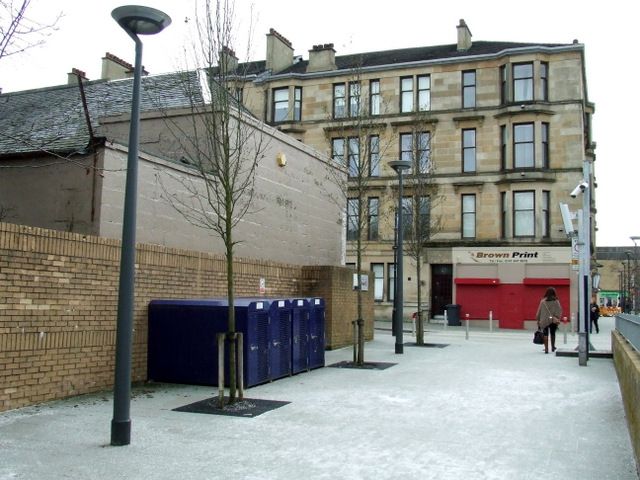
[229, 40, 572, 77]
[1, 40, 574, 157]
[0, 70, 205, 157]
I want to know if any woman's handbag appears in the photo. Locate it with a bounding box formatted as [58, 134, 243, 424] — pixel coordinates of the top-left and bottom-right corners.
[533, 329, 544, 345]
[543, 302, 561, 325]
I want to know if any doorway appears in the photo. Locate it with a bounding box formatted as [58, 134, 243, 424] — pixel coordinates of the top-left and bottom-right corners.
[431, 264, 452, 317]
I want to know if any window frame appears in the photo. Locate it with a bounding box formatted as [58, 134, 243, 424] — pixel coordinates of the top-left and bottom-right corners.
[371, 263, 384, 302]
[400, 76, 414, 113]
[368, 135, 380, 177]
[346, 198, 359, 241]
[540, 61, 549, 101]
[347, 137, 360, 178]
[500, 191, 507, 239]
[417, 195, 430, 239]
[400, 131, 431, 174]
[369, 79, 381, 115]
[400, 132, 413, 170]
[499, 64, 508, 105]
[513, 122, 535, 169]
[348, 81, 360, 117]
[462, 70, 476, 108]
[331, 137, 345, 166]
[417, 131, 431, 174]
[500, 125, 507, 171]
[542, 190, 550, 238]
[417, 74, 431, 111]
[387, 263, 396, 302]
[293, 86, 302, 121]
[513, 62, 534, 102]
[272, 87, 289, 123]
[462, 128, 476, 173]
[402, 196, 413, 239]
[513, 190, 535, 237]
[368, 197, 379, 241]
[541, 122, 550, 169]
[461, 193, 476, 239]
[333, 83, 346, 119]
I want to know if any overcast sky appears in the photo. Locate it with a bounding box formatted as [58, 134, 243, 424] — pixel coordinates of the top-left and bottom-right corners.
[1, 0, 637, 247]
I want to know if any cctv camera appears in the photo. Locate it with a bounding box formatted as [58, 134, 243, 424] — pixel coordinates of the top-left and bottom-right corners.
[570, 181, 588, 198]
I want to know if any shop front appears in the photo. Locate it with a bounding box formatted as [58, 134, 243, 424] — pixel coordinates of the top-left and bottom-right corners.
[452, 247, 572, 329]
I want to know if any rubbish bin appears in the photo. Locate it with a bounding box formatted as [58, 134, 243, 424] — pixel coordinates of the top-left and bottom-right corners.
[445, 304, 461, 326]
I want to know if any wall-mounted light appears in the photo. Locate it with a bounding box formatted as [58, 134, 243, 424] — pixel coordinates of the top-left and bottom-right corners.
[276, 152, 287, 167]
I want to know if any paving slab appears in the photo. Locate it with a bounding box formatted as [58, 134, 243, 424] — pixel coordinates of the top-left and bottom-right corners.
[0, 316, 637, 480]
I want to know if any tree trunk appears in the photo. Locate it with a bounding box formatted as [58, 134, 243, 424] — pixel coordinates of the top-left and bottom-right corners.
[226, 220, 236, 402]
[356, 207, 364, 366]
[416, 255, 424, 345]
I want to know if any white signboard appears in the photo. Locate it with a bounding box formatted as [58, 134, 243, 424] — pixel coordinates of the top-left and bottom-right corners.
[571, 237, 580, 271]
[453, 247, 571, 264]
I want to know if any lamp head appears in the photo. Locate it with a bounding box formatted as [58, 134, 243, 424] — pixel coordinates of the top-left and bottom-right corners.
[112, 5, 171, 36]
[388, 159, 411, 173]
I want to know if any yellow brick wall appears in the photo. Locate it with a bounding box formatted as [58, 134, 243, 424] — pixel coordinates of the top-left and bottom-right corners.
[0, 222, 369, 411]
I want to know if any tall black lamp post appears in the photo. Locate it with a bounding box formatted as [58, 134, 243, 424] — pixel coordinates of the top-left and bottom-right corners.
[110, 5, 171, 447]
[622, 263, 628, 312]
[625, 251, 633, 314]
[631, 236, 639, 313]
[389, 160, 411, 354]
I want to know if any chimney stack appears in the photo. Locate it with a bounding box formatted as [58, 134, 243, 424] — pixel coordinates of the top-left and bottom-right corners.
[457, 19, 472, 52]
[266, 29, 294, 73]
[219, 45, 239, 74]
[101, 52, 148, 80]
[307, 43, 337, 73]
[67, 68, 88, 85]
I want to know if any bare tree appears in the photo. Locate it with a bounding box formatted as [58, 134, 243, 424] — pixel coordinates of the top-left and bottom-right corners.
[323, 60, 392, 365]
[156, 0, 265, 403]
[400, 117, 443, 345]
[0, 0, 61, 61]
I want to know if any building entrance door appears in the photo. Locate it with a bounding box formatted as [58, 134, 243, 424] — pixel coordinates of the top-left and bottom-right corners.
[431, 264, 452, 317]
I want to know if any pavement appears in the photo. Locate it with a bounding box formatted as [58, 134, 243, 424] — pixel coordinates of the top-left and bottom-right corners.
[0, 316, 637, 480]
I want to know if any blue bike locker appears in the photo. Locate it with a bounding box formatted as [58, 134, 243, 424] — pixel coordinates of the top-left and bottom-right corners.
[268, 299, 292, 379]
[147, 299, 271, 387]
[307, 297, 326, 370]
[291, 298, 310, 374]
[217, 297, 293, 380]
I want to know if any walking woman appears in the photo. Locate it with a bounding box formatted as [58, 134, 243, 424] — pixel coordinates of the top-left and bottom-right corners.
[536, 287, 562, 354]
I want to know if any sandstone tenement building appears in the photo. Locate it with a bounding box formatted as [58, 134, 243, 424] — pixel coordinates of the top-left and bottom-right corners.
[225, 20, 595, 326]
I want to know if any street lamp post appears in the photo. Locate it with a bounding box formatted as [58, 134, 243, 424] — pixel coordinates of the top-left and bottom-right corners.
[389, 160, 411, 354]
[110, 5, 171, 447]
[619, 270, 623, 310]
[631, 236, 639, 313]
[622, 263, 628, 313]
[625, 251, 633, 314]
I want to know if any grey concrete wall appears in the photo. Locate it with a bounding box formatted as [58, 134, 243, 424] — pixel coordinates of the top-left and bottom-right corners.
[99, 128, 345, 266]
[0, 151, 103, 235]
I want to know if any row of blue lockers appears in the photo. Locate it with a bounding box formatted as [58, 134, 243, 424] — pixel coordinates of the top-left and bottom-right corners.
[147, 297, 325, 388]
